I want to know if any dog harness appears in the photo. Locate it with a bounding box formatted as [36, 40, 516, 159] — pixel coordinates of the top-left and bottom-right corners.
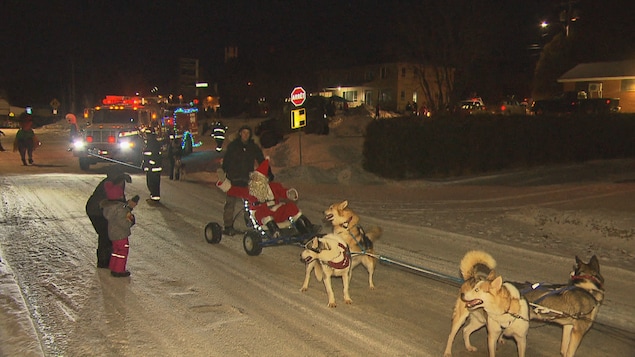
[327, 243, 351, 269]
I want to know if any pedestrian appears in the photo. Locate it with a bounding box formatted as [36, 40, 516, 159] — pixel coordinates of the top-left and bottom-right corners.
[0, 129, 5, 151]
[167, 132, 183, 180]
[14, 113, 37, 165]
[221, 125, 267, 236]
[100, 180, 139, 277]
[211, 121, 227, 152]
[85, 170, 132, 268]
[375, 103, 380, 119]
[142, 130, 163, 202]
[65, 113, 80, 150]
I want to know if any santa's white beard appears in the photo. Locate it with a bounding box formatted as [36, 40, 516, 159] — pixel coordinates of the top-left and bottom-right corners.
[249, 173, 273, 202]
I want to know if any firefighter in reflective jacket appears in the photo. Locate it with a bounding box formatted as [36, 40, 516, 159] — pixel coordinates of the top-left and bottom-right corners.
[211, 121, 227, 152]
[142, 131, 163, 202]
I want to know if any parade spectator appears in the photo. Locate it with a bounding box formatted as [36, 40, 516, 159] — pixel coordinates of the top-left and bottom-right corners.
[100, 180, 138, 277]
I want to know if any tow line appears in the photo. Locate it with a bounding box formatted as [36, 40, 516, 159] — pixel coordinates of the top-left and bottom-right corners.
[87, 152, 143, 170]
[355, 252, 464, 286]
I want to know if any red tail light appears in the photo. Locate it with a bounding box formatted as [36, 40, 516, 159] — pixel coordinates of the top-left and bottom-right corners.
[501, 105, 506, 111]
[107, 136, 116, 144]
[86, 136, 93, 143]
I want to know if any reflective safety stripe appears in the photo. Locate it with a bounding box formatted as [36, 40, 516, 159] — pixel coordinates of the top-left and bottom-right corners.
[151, 168, 162, 172]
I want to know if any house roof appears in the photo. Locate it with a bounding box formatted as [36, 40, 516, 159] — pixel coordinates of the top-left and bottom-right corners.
[558, 59, 635, 82]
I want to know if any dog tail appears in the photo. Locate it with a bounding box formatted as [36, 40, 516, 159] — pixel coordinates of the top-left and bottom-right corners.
[364, 226, 383, 242]
[459, 250, 496, 281]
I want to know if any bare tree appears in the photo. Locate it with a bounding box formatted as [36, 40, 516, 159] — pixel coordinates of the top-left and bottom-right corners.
[397, 1, 501, 112]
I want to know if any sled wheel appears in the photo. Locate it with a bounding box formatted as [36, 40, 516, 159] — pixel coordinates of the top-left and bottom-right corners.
[243, 231, 263, 256]
[204, 222, 223, 244]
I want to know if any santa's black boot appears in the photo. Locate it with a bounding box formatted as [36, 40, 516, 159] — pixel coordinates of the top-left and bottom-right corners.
[265, 221, 281, 238]
[296, 215, 319, 234]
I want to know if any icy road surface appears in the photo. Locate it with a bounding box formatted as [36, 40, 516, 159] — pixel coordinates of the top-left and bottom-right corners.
[0, 123, 634, 356]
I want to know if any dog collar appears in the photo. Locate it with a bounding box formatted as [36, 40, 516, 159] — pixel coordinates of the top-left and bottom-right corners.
[571, 274, 603, 289]
[340, 216, 353, 229]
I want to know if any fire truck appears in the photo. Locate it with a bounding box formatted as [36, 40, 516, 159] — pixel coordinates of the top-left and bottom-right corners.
[72, 95, 163, 170]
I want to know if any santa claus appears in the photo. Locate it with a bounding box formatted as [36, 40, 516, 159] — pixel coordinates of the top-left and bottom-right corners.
[216, 158, 317, 237]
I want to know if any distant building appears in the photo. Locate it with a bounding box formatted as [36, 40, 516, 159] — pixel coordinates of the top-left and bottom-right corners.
[558, 59, 635, 113]
[316, 62, 452, 113]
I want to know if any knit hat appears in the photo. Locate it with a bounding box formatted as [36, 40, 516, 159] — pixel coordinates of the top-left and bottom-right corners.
[255, 158, 270, 177]
[104, 181, 124, 200]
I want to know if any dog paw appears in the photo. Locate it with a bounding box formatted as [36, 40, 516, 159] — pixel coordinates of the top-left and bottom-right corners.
[466, 346, 478, 352]
[345, 299, 352, 305]
[300, 287, 308, 292]
[327, 302, 337, 308]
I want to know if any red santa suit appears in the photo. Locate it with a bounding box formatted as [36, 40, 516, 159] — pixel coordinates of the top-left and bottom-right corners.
[217, 159, 301, 226]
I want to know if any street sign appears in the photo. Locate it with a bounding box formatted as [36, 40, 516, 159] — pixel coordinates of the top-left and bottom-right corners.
[291, 108, 306, 129]
[290, 87, 306, 107]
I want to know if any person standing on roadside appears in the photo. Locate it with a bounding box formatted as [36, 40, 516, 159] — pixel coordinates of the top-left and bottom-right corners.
[142, 130, 163, 202]
[100, 180, 139, 278]
[14, 112, 36, 165]
[86, 170, 132, 268]
[221, 125, 267, 236]
[65, 113, 80, 150]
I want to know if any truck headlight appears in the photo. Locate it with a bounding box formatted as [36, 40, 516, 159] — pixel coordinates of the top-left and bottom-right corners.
[119, 140, 134, 150]
[73, 140, 86, 149]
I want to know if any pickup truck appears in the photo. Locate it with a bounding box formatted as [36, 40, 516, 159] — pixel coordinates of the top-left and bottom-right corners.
[531, 91, 620, 115]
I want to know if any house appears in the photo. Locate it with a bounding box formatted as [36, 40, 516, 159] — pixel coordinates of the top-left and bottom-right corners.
[316, 62, 450, 113]
[558, 59, 635, 112]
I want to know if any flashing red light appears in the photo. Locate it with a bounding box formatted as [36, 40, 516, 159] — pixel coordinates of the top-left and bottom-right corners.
[86, 136, 94, 143]
[107, 136, 116, 144]
[501, 105, 507, 111]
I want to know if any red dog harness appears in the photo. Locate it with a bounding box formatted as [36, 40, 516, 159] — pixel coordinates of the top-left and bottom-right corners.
[327, 243, 351, 269]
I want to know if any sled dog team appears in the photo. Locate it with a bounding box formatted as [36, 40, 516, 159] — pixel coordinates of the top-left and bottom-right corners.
[302, 200, 604, 357]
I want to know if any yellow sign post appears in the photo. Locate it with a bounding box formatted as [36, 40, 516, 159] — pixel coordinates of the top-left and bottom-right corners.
[290, 108, 306, 165]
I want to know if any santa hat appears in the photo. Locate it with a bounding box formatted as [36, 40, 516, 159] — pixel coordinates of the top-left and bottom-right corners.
[104, 181, 124, 200]
[255, 157, 270, 177]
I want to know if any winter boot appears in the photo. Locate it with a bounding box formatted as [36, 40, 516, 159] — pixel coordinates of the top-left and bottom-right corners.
[295, 215, 319, 234]
[265, 221, 281, 238]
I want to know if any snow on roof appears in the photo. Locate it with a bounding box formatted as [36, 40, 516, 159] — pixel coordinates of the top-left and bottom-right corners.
[558, 59, 635, 82]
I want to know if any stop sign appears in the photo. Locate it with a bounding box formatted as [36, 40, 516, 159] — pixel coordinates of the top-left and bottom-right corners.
[290, 86, 306, 107]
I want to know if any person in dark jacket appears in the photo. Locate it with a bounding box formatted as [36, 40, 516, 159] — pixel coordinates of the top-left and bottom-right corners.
[142, 131, 163, 202]
[211, 121, 227, 152]
[14, 113, 36, 165]
[86, 170, 132, 268]
[220, 125, 267, 235]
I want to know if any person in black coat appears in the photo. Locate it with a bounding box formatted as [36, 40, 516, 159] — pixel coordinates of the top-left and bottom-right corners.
[142, 131, 163, 202]
[220, 125, 267, 235]
[86, 169, 131, 268]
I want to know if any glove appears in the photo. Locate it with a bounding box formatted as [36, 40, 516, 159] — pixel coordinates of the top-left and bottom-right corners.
[216, 168, 226, 182]
[286, 188, 299, 201]
[127, 212, 136, 226]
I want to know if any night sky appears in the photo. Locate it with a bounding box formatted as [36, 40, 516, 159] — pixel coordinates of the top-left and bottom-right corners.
[2, 1, 632, 108]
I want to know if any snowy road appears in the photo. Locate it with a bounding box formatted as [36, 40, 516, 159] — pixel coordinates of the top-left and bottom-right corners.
[1, 125, 634, 356]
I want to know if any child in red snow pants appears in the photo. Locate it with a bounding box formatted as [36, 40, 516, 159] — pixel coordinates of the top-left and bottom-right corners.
[109, 238, 129, 274]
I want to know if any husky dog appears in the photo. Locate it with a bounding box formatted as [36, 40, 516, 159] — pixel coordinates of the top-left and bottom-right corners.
[300, 234, 352, 307]
[462, 271, 530, 357]
[513, 255, 604, 357]
[323, 200, 382, 289]
[444, 250, 497, 357]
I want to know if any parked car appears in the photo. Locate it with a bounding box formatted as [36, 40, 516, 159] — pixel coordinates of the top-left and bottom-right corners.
[532, 91, 620, 115]
[491, 99, 528, 115]
[458, 97, 487, 115]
